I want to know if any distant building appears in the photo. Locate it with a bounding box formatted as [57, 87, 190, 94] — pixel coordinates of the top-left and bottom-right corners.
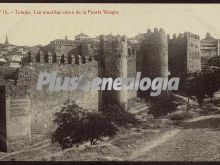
[0, 35, 25, 57]
[200, 32, 220, 65]
[9, 62, 21, 68]
[201, 32, 220, 56]
[5, 34, 9, 47]
[25, 33, 98, 64]
[128, 37, 139, 44]
[8, 53, 22, 68]
[0, 58, 7, 66]
[75, 32, 89, 41]
[208, 56, 220, 67]
[133, 33, 146, 43]
[46, 37, 76, 56]
[168, 32, 201, 78]
[0, 49, 9, 56]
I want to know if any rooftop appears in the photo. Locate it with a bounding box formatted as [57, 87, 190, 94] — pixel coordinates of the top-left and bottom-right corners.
[75, 32, 89, 38]
[202, 32, 216, 41]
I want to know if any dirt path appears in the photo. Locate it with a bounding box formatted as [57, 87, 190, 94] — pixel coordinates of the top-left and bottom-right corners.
[131, 127, 220, 161]
[0, 139, 51, 161]
[125, 115, 220, 161]
[127, 129, 180, 160]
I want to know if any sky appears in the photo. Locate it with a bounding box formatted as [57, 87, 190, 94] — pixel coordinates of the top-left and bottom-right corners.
[0, 3, 220, 46]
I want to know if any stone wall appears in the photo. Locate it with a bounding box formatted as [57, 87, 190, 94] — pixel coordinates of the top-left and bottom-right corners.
[127, 54, 137, 101]
[16, 56, 136, 135]
[17, 62, 98, 135]
[0, 85, 31, 152]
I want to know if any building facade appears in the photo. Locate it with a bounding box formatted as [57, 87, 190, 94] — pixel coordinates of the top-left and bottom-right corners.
[168, 32, 201, 78]
[200, 32, 220, 65]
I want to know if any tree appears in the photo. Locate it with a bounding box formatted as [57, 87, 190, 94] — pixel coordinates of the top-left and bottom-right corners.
[82, 112, 117, 145]
[184, 71, 205, 106]
[52, 100, 118, 149]
[184, 66, 220, 108]
[202, 67, 220, 102]
[52, 100, 87, 149]
[148, 92, 178, 117]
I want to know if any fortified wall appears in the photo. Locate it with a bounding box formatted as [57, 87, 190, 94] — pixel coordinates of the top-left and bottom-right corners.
[16, 48, 136, 135]
[17, 61, 98, 135]
[0, 85, 31, 152]
[0, 29, 203, 152]
[24, 49, 95, 65]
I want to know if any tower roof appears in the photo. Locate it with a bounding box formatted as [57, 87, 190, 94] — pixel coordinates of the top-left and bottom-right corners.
[75, 32, 89, 38]
[204, 32, 215, 40]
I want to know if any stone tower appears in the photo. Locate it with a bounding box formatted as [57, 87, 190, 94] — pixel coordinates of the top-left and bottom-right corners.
[168, 32, 201, 90]
[137, 28, 169, 97]
[168, 32, 201, 76]
[99, 35, 128, 110]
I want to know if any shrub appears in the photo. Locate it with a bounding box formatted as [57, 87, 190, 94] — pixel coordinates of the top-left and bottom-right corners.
[82, 112, 118, 145]
[101, 104, 139, 126]
[52, 100, 87, 149]
[148, 92, 178, 118]
[52, 100, 118, 149]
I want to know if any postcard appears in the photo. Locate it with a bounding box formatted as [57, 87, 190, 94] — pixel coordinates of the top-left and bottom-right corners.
[0, 3, 219, 162]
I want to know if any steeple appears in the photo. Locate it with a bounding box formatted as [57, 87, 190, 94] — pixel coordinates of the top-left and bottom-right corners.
[5, 34, 9, 46]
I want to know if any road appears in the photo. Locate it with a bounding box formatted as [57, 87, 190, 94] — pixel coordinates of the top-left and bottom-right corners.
[127, 116, 220, 161]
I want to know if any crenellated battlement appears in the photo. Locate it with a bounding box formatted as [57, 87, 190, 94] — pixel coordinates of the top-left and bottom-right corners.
[143, 27, 167, 44]
[137, 27, 169, 98]
[100, 34, 128, 59]
[168, 32, 200, 40]
[139, 27, 169, 76]
[23, 50, 96, 66]
[146, 27, 165, 34]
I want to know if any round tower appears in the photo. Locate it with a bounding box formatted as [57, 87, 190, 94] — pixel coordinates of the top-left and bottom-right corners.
[99, 35, 128, 110]
[138, 28, 169, 98]
[140, 28, 169, 78]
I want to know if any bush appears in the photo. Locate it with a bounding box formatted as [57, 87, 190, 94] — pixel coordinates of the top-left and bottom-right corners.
[148, 92, 178, 118]
[52, 100, 87, 149]
[101, 104, 139, 126]
[52, 100, 118, 149]
[82, 112, 118, 145]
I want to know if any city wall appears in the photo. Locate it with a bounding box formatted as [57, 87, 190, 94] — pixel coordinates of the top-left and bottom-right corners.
[16, 55, 136, 135]
[0, 85, 31, 152]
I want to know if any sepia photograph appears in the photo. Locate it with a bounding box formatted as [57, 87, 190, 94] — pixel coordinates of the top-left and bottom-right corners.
[0, 3, 219, 162]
